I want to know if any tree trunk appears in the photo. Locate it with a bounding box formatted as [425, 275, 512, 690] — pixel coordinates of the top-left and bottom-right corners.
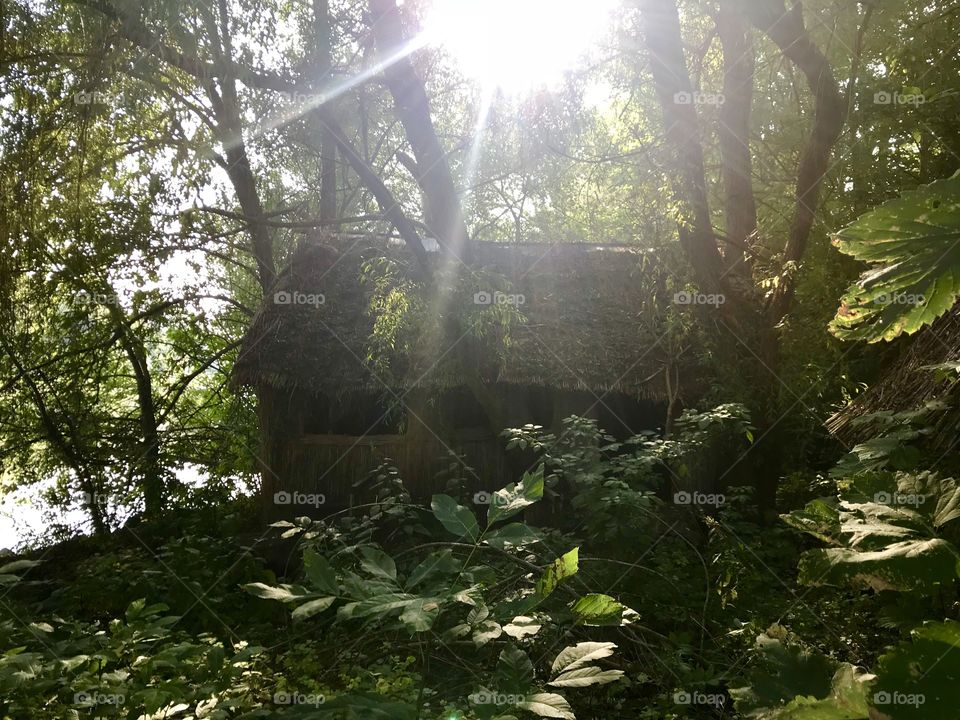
[743, 1, 845, 321]
[367, 0, 470, 258]
[717, 1, 757, 276]
[313, 0, 338, 223]
[639, 0, 726, 299]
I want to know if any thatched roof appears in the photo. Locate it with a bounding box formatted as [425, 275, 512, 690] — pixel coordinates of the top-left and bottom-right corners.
[826, 307, 960, 444]
[233, 236, 693, 402]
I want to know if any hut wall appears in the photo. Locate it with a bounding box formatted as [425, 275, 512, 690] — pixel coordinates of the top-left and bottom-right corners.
[266, 430, 509, 520]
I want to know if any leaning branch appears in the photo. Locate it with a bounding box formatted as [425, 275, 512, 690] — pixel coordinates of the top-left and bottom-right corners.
[745, 1, 845, 319]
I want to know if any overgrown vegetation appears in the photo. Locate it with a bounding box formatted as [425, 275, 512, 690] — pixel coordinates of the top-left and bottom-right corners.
[4, 0, 960, 717]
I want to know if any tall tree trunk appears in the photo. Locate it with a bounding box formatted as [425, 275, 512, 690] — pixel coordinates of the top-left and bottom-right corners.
[108, 304, 164, 519]
[639, 0, 727, 299]
[367, 0, 470, 258]
[313, 0, 337, 224]
[717, 1, 757, 276]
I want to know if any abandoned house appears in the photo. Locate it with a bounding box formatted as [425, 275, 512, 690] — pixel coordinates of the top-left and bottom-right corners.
[233, 235, 703, 517]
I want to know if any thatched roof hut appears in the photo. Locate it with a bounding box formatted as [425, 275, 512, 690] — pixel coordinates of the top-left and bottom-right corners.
[826, 307, 960, 446]
[233, 235, 703, 515]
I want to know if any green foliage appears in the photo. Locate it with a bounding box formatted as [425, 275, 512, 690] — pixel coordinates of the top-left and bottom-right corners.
[830, 173, 960, 343]
[731, 626, 872, 719]
[784, 471, 960, 592]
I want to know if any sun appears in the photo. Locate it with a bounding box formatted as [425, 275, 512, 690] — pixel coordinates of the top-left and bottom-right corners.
[423, 0, 617, 94]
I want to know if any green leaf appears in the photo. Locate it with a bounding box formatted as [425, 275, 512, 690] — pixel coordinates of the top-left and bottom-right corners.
[503, 615, 542, 639]
[472, 619, 503, 646]
[871, 619, 960, 719]
[405, 549, 460, 589]
[551, 642, 617, 675]
[570, 594, 631, 626]
[431, 494, 480, 541]
[781, 498, 841, 544]
[497, 645, 535, 689]
[747, 664, 873, 719]
[829, 173, 960, 343]
[291, 596, 337, 621]
[487, 467, 545, 525]
[548, 666, 624, 688]
[360, 547, 398, 582]
[799, 538, 959, 592]
[0, 559, 40, 574]
[535, 548, 580, 600]
[303, 550, 339, 594]
[516, 692, 575, 720]
[338, 593, 417, 621]
[896, 472, 960, 528]
[399, 597, 441, 632]
[729, 628, 838, 714]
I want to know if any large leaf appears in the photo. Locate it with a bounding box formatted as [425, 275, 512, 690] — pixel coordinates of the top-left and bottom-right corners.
[730, 628, 839, 715]
[895, 472, 960, 528]
[487, 467, 545, 525]
[497, 645, 535, 689]
[337, 593, 417, 621]
[0, 559, 40, 574]
[399, 598, 441, 632]
[787, 474, 960, 592]
[405, 549, 460, 589]
[551, 642, 617, 675]
[799, 538, 958, 592]
[303, 550, 339, 595]
[516, 693, 575, 720]
[503, 615, 542, 639]
[431, 494, 480, 541]
[534, 548, 579, 601]
[472, 619, 503, 646]
[829, 173, 960, 343]
[360, 547, 398, 583]
[548, 666, 624, 688]
[871, 619, 960, 719]
[741, 664, 873, 719]
[570, 594, 632, 626]
[291, 596, 337, 621]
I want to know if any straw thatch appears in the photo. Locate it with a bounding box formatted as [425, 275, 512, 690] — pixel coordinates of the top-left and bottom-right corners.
[233, 236, 688, 402]
[826, 307, 960, 444]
